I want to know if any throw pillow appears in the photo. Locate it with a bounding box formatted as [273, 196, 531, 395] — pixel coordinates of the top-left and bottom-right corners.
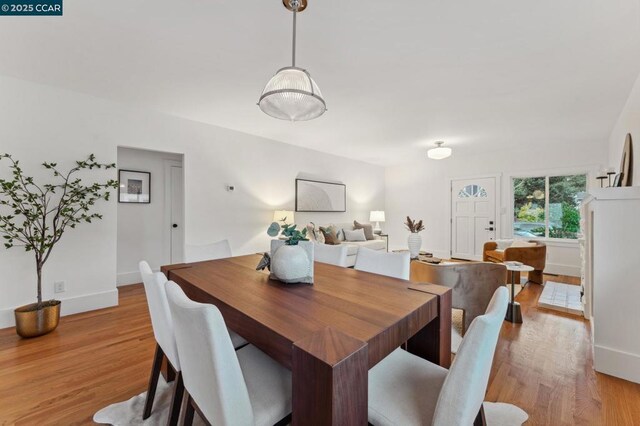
[353, 220, 375, 240]
[343, 228, 367, 242]
[320, 226, 339, 245]
[510, 240, 537, 248]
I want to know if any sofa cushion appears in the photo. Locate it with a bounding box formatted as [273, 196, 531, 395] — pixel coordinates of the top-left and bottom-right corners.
[353, 221, 375, 240]
[344, 228, 367, 242]
[319, 226, 339, 245]
[511, 240, 537, 248]
[343, 239, 386, 256]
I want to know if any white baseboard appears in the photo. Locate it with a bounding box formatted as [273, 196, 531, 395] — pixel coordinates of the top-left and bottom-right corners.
[0, 289, 119, 330]
[594, 344, 640, 384]
[117, 270, 142, 286]
[545, 262, 580, 277]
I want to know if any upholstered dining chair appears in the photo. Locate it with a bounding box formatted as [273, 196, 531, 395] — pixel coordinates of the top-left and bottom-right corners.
[355, 247, 411, 280]
[368, 286, 509, 426]
[165, 281, 292, 426]
[139, 261, 183, 425]
[184, 239, 232, 263]
[314, 242, 349, 267]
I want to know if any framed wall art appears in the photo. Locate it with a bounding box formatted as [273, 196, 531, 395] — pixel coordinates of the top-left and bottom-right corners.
[118, 170, 151, 203]
[295, 179, 346, 212]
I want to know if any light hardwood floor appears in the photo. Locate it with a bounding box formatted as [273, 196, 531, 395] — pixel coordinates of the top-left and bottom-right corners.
[1, 275, 639, 425]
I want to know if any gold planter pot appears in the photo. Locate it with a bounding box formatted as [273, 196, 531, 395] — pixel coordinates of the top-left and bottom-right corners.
[14, 300, 61, 338]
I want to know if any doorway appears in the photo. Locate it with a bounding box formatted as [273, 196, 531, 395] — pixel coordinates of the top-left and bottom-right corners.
[116, 147, 184, 285]
[450, 176, 497, 260]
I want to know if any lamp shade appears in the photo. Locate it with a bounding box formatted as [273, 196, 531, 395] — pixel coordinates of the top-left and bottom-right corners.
[259, 67, 326, 121]
[369, 211, 386, 222]
[427, 141, 452, 160]
[273, 210, 295, 225]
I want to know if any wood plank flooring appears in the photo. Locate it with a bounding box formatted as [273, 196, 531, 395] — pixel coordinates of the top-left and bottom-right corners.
[0, 276, 639, 425]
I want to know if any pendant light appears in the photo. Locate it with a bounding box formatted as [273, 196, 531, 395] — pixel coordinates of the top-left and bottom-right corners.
[427, 141, 452, 160]
[258, 0, 327, 121]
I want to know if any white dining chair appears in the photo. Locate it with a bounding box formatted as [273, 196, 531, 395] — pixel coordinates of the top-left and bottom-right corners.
[314, 242, 349, 267]
[368, 286, 509, 426]
[184, 239, 232, 262]
[354, 247, 411, 280]
[165, 281, 292, 426]
[139, 261, 183, 425]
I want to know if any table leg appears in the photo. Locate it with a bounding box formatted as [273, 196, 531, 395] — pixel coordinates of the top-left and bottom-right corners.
[406, 285, 452, 368]
[292, 328, 368, 425]
[505, 270, 523, 323]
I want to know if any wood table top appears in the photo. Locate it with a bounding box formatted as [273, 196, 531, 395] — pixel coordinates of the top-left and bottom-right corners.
[162, 254, 443, 369]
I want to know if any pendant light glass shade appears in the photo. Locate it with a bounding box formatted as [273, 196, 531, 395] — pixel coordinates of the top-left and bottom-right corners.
[259, 67, 326, 121]
[427, 141, 452, 160]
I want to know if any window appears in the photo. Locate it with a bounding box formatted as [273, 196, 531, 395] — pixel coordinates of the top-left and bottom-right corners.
[512, 174, 586, 240]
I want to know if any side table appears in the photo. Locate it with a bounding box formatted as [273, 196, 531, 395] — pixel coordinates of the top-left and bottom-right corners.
[505, 263, 533, 323]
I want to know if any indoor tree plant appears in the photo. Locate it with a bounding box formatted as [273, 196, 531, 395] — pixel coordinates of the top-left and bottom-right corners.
[405, 216, 425, 259]
[0, 153, 118, 337]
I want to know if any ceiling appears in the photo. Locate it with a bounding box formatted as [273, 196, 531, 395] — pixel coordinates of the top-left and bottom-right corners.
[1, 0, 639, 166]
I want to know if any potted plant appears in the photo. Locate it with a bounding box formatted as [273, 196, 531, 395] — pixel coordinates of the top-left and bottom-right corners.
[405, 216, 425, 259]
[0, 154, 118, 338]
[265, 222, 314, 284]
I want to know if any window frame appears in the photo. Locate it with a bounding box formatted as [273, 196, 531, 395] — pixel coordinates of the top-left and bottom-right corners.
[510, 170, 591, 243]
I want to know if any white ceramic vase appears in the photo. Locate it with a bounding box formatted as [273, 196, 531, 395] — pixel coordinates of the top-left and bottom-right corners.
[270, 240, 314, 284]
[407, 233, 422, 258]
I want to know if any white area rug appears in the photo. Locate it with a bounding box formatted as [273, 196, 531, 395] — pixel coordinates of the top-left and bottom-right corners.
[538, 281, 583, 315]
[94, 376, 528, 425]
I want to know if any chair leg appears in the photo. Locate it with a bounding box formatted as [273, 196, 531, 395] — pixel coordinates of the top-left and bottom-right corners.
[162, 358, 177, 383]
[143, 343, 165, 420]
[167, 371, 184, 426]
[474, 404, 487, 426]
[182, 393, 195, 426]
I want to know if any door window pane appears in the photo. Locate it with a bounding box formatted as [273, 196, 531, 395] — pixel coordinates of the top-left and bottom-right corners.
[548, 175, 586, 239]
[513, 177, 546, 238]
[458, 184, 488, 198]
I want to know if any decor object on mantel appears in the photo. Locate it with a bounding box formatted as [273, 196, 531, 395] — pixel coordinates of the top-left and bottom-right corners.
[369, 210, 385, 234]
[405, 216, 425, 259]
[427, 141, 452, 160]
[620, 133, 633, 186]
[0, 154, 118, 337]
[259, 222, 314, 284]
[258, 0, 326, 122]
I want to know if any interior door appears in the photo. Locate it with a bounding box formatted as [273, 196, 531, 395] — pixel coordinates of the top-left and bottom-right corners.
[168, 164, 184, 263]
[451, 177, 496, 260]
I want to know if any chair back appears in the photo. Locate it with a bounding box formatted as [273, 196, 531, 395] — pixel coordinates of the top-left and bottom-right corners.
[354, 247, 410, 280]
[139, 261, 180, 370]
[431, 286, 508, 426]
[184, 239, 232, 262]
[165, 281, 254, 425]
[314, 243, 349, 267]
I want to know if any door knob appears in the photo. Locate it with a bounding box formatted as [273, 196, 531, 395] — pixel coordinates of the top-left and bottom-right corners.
[172, 224, 178, 228]
[485, 227, 494, 231]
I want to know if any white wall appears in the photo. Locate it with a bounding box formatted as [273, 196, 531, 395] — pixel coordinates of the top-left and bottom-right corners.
[0, 75, 385, 328]
[117, 147, 183, 286]
[609, 71, 640, 185]
[385, 142, 607, 276]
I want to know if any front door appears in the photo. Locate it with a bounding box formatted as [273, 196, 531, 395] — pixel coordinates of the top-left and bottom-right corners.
[451, 177, 496, 260]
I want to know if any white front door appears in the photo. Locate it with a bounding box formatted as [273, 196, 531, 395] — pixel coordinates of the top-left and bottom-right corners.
[451, 177, 497, 260]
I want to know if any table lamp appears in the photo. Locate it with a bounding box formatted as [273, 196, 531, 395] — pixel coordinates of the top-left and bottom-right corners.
[369, 211, 385, 234]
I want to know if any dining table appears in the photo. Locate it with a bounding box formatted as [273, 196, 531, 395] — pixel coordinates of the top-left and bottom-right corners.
[161, 254, 452, 426]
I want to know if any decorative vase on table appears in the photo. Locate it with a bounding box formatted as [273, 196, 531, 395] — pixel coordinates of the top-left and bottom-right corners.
[404, 216, 426, 259]
[270, 239, 314, 284]
[407, 233, 422, 259]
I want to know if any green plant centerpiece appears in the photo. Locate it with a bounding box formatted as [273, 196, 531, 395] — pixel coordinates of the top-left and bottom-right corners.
[0, 153, 118, 337]
[260, 221, 314, 284]
[405, 216, 425, 259]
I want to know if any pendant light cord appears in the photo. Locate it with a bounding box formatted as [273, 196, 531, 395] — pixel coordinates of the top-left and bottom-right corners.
[291, 2, 298, 67]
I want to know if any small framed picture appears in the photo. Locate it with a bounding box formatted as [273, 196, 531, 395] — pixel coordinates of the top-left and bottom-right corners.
[118, 170, 151, 203]
[613, 173, 623, 188]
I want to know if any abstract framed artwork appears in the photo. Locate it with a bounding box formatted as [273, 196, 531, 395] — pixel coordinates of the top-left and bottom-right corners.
[118, 170, 151, 203]
[295, 178, 346, 212]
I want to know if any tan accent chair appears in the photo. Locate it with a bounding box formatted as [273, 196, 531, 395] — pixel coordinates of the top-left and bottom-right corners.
[410, 261, 507, 335]
[483, 240, 546, 284]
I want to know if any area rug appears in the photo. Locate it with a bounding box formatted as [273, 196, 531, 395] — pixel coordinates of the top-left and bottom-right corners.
[538, 281, 583, 315]
[94, 378, 528, 425]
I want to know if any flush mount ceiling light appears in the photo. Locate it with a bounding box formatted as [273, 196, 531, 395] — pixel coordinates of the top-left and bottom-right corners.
[427, 141, 452, 160]
[258, 0, 327, 122]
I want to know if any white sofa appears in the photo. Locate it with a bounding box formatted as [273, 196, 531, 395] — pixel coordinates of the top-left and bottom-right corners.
[310, 222, 386, 267]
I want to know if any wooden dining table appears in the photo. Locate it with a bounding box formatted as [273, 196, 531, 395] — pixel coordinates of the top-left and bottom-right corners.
[161, 254, 451, 426]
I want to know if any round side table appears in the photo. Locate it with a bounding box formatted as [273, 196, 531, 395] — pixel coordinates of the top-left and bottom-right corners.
[505, 264, 533, 323]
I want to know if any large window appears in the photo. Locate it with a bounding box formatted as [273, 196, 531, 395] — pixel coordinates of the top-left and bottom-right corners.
[513, 174, 586, 240]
